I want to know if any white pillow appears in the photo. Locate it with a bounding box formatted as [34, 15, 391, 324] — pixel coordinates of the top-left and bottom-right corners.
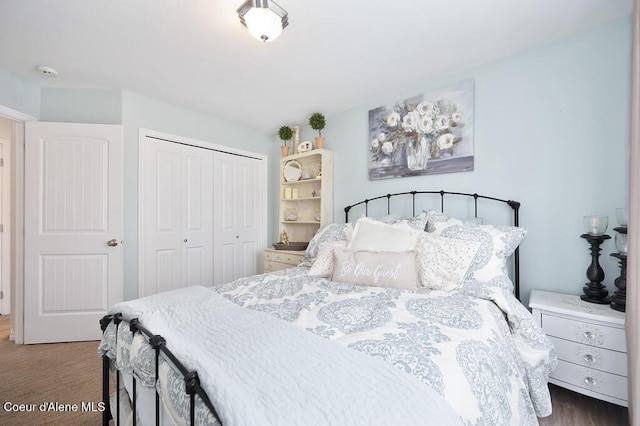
[331, 247, 418, 290]
[308, 241, 346, 276]
[347, 217, 422, 252]
[415, 233, 481, 291]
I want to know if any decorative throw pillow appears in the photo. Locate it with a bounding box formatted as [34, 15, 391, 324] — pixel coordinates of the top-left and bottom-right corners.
[415, 233, 481, 291]
[407, 210, 429, 231]
[425, 209, 484, 230]
[425, 210, 527, 286]
[347, 217, 422, 252]
[303, 223, 352, 266]
[331, 247, 419, 290]
[308, 240, 347, 276]
[375, 213, 402, 224]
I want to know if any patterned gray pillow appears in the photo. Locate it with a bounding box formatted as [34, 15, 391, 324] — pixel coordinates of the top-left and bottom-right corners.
[407, 210, 429, 231]
[425, 209, 526, 289]
[302, 223, 352, 266]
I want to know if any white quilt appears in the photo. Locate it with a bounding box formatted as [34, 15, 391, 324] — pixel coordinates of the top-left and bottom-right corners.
[105, 285, 462, 426]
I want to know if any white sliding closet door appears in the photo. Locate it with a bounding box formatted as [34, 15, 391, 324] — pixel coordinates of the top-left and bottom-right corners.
[140, 137, 213, 296]
[213, 152, 264, 285]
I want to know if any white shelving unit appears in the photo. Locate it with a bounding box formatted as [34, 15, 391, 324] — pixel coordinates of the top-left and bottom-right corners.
[278, 148, 333, 244]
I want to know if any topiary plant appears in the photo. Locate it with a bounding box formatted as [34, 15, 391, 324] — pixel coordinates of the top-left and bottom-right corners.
[308, 112, 326, 137]
[278, 125, 293, 145]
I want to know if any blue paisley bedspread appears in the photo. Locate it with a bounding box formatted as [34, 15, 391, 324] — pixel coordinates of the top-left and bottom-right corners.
[214, 267, 557, 426]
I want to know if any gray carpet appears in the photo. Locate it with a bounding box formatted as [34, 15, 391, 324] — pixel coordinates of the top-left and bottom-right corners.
[0, 315, 102, 425]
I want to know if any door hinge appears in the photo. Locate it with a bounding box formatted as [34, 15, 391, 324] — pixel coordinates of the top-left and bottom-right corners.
[0, 291, 3, 300]
[0, 158, 4, 167]
[0, 224, 3, 232]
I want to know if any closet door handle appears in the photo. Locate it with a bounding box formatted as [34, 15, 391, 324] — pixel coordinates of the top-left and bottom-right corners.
[107, 239, 119, 247]
[184, 239, 188, 243]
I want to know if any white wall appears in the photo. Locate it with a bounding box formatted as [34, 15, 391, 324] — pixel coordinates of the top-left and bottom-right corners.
[318, 17, 632, 306]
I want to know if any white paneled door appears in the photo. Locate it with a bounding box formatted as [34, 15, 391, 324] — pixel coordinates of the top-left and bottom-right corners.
[140, 137, 213, 296]
[24, 122, 123, 343]
[213, 151, 264, 285]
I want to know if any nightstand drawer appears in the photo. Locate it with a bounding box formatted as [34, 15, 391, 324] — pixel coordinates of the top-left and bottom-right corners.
[552, 360, 628, 402]
[264, 250, 304, 266]
[542, 314, 626, 352]
[264, 261, 292, 272]
[548, 336, 627, 377]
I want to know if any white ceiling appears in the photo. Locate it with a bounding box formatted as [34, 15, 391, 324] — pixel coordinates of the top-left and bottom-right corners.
[0, 0, 632, 133]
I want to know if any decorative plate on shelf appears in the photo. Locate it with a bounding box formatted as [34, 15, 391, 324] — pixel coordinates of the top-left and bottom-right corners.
[283, 160, 302, 182]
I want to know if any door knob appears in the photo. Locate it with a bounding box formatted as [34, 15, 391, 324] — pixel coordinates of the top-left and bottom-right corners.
[107, 239, 119, 247]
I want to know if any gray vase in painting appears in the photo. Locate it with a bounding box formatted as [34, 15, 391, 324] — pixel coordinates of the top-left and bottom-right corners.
[406, 134, 429, 171]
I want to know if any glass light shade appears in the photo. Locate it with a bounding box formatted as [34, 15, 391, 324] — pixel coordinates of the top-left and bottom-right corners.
[583, 215, 608, 236]
[615, 232, 628, 254]
[244, 7, 283, 42]
[615, 208, 628, 226]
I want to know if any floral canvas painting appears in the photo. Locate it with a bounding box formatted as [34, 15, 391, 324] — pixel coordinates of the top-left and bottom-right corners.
[368, 80, 474, 180]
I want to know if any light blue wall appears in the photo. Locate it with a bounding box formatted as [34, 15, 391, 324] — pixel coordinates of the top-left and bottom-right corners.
[0, 69, 40, 118]
[121, 91, 273, 300]
[35, 89, 275, 300]
[319, 17, 632, 306]
[0, 15, 630, 307]
[41, 88, 122, 124]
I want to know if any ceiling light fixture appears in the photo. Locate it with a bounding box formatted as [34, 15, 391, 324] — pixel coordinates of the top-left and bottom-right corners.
[237, 0, 289, 43]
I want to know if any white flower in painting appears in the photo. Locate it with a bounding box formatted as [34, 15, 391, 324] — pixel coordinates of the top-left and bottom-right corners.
[437, 133, 454, 150]
[435, 115, 450, 131]
[401, 111, 419, 132]
[378, 132, 386, 142]
[381, 141, 394, 155]
[451, 112, 462, 123]
[416, 102, 434, 116]
[417, 116, 434, 134]
[386, 112, 400, 127]
[371, 138, 380, 150]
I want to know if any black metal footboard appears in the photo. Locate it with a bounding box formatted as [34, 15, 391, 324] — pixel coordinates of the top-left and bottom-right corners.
[100, 314, 222, 426]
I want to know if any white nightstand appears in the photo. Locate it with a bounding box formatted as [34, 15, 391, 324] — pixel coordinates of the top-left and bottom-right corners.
[263, 248, 306, 272]
[529, 290, 627, 407]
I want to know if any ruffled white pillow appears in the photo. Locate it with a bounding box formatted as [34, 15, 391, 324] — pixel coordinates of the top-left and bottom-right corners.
[347, 217, 422, 252]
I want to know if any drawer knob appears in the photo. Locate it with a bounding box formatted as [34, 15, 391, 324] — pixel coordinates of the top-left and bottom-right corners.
[584, 376, 596, 386]
[583, 354, 594, 363]
[583, 331, 595, 340]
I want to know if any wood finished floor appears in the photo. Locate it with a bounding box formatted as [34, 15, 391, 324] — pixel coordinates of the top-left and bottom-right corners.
[0, 315, 630, 425]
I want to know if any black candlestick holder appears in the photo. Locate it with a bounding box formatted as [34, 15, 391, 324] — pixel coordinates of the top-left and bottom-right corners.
[610, 252, 627, 312]
[580, 233, 610, 304]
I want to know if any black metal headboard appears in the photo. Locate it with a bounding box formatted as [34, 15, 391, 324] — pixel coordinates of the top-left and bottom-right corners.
[344, 190, 522, 300]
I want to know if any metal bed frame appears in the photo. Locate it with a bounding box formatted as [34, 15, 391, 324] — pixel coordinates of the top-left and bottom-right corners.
[100, 314, 222, 426]
[100, 189, 521, 426]
[344, 190, 521, 299]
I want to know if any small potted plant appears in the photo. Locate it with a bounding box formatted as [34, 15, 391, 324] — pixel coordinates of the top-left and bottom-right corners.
[278, 125, 293, 157]
[308, 112, 326, 149]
